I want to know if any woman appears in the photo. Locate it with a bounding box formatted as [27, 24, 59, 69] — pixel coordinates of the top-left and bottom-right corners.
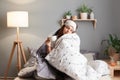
[35, 20, 79, 80]
[45, 20, 78, 53]
[44, 20, 79, 80]
[45, 20, 88, 80]
[45, 20, 110, 80]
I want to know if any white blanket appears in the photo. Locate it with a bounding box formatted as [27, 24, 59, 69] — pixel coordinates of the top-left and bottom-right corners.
[45, 33, 110, 80]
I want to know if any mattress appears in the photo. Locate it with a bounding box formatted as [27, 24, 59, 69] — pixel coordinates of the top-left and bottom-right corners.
[14, 75, 112, 80]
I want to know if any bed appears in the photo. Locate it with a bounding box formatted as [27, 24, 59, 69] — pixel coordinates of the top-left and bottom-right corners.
[14, 49, 112, 80]
[14, 33, 111, 80]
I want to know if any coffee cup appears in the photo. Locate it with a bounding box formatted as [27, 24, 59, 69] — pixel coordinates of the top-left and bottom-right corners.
[49, 36, 57, 42]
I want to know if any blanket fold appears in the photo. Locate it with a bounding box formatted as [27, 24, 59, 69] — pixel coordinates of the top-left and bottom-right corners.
[45, 33, 110, 80]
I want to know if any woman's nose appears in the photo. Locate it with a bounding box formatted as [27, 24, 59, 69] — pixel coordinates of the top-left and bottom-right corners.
[68, 30, 71, 32]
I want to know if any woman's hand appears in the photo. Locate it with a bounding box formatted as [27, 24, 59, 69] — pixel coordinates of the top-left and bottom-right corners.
[45, 37, 52, 53]
[45, 37, 51, 47]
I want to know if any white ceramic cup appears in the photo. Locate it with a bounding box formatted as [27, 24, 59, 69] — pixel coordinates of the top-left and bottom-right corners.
[49, 36, 57, 42]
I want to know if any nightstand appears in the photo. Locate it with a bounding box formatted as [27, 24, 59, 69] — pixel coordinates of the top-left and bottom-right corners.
[109, 65, 120, 77]
[103, 59, 120, 77]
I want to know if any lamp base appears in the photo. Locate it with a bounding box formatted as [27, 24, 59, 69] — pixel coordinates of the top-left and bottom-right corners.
[4, 40, 27, 80]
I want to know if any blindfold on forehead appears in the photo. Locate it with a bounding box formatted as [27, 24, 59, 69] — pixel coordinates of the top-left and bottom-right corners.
[64, 20, 76, 31]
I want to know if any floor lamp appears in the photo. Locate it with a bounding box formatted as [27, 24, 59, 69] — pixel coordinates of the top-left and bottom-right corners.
[4, 11, 28, 80]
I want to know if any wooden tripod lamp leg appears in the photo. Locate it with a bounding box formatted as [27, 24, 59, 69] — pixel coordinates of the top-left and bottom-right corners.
[19, 42, 27, 63]
[4, 42, 17, 80]
[4, 41, 27, 80]
[4, 27, 27, 79]
[17, 42, 22, 71]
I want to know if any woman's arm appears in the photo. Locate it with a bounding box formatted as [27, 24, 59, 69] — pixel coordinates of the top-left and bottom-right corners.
[46, 45, 52, 53]
[45, 38, 52, 53]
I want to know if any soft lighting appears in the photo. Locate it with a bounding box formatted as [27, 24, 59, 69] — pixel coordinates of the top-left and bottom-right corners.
[7, 11, 28, 27]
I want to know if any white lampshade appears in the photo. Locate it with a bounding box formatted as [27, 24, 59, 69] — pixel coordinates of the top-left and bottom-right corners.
[7, 11, 28, 27]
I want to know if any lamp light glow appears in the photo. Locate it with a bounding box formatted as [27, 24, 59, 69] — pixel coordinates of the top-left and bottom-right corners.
[7, 11, 28, 27]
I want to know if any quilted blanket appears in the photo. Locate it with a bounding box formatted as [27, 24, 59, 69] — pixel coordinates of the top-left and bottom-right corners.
[45, 33, 110, 80]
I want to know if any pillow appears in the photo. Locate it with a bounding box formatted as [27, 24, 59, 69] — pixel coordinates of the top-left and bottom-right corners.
[18, 65, 36, 78]
[93, 60, 110, 75]
[81, 50, 99, 60]
[83, 53, 95, 61]
[26, 47, 56, 80]
[24, 47, 37, 67]
[27, 47, 38, 57]
[88, 60, 110, 76]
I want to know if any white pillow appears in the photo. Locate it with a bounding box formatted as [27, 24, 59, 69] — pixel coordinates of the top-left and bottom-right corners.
[83, 53, 95, 61]
[18, 65, 36, 78]
[93, 60, 110, 75]
[88, 60, 110, 76]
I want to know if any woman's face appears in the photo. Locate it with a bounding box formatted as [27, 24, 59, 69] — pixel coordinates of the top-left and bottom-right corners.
[63, 26, 74, 34]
